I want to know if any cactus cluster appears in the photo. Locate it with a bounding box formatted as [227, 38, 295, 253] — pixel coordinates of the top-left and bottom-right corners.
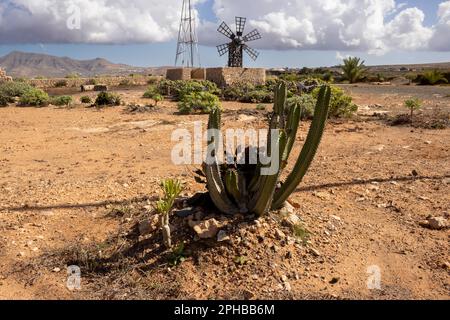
[203, 82, 331, 216]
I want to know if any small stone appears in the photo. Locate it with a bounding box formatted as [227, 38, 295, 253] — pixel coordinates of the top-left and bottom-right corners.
[310, 248, 321, 257]
[53, 267, 61, 273]
[373, 145, 385, 152]
[217, 230, 231, 242]
[426, 216, 448, 230]
[284, 282, 292, 292]
[275, 229, 286, 240]
[281, 275, 288, 282]
[192, 219, 220, 239]
[313, 191, 331, 200]
[280, 202, 295, 215]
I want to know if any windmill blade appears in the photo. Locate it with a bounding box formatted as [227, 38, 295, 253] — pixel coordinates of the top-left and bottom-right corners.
[217, 43, 230, 56]
[218, 21, 236, 39]
[243, 29, 262, 42]
[243, 45, 259, 61]
[235, 17, 247, 36]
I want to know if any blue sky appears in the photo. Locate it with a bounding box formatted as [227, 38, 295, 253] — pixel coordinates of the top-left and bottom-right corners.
[0, 0, 449, 68]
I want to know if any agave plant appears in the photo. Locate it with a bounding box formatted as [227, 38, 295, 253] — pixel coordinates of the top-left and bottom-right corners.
[202, 82, 331, 217]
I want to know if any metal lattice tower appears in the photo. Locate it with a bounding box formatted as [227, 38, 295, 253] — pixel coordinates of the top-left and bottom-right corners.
[175, 0, 200, 67]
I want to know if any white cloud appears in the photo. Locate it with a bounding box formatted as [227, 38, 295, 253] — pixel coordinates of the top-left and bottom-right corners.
[429, 0, 450, 50]
[0, 0, 449, 54]
[199, 0, 440, 55]
[0, 0, 204, 44]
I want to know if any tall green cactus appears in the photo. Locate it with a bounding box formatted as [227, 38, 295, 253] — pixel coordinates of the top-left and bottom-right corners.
[203, 82, 331, 216]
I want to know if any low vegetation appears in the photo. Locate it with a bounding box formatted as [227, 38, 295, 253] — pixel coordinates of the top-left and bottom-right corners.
[159, 80, 221, 101]
[178, 91, 221, 114]
[18, 87, 49, 107]
[313, 86, 358, 118]
[51, 95, 73, 107]
[143, 86, 164, 106]
[80, 96, 93, 104]
[94, 92, 122, 107]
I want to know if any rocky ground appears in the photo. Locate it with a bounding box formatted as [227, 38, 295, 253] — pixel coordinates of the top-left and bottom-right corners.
[0, 84, 449, 300]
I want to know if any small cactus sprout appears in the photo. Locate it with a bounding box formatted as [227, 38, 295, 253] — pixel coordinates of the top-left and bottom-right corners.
[404, 98, 422, 123]
[203, 82, 331, 216]
[156, 179, 183, 249]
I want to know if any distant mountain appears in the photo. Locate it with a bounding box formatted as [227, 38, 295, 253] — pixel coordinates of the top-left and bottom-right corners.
[0, 51, 168, 78]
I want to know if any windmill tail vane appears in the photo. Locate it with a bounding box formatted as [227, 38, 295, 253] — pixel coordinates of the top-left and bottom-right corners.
[216, 16, 262, 68]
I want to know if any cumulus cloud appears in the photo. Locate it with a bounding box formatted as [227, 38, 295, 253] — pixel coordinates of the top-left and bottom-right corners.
[0, 0, 204, 44]
[429, 0, 450, 50]
[200, 0, 439, 54]
[0, 0, 449, 54]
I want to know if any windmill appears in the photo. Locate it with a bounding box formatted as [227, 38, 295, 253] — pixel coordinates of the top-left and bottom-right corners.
[216, 17, 262, 68]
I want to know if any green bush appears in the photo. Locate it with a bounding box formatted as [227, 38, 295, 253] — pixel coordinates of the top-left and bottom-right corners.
[80, 96, 92, 104]
[178, 91, 221, 114]
[19, 88, 49, 107]
[287, 94, 316, 120]
[51, 95, 73, 106]
[0, 94, 8, 107]
[159, 80, 221, 101]
[312, 86, 357, 118]
[94, 92, 122, 106]
[143, 86, 164, 106]
[222, 82, 255, 101]
[240, 89, 273, 103]
[0, 81, 34, 102]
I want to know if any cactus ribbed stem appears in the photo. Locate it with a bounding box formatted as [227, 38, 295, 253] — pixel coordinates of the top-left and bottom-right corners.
[272, 85, 331, 209]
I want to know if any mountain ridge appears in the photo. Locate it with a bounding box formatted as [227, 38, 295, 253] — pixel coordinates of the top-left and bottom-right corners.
[0, 51, 167, 78]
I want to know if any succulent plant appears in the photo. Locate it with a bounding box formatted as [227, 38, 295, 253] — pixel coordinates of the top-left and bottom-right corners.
[202, 82, 331, 216]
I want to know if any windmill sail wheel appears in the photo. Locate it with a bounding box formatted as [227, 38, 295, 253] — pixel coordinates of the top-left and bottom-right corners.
[216, 16, 262, 68]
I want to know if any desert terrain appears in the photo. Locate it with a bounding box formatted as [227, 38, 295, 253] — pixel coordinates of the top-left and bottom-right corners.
[0, 84, 449, 300]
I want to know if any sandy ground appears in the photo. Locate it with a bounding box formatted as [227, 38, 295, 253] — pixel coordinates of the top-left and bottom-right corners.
[0, 85, 449, 300]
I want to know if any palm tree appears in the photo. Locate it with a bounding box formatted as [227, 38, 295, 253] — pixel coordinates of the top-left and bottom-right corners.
[422, 70, 448, 85]
[341, 57, 366, 83]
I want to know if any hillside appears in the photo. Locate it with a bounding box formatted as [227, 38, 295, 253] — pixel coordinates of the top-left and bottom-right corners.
[0, 51, 167, 78]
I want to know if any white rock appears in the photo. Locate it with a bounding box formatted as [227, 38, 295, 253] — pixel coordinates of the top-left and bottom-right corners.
[192, 219, 220, 239]
[427, 217, 448, 230]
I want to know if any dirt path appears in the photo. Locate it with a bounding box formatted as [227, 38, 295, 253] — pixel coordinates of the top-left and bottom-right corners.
[0, 88, 449, 300]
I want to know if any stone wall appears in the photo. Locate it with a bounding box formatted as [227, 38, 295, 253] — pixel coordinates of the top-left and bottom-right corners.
[25, 75, 159, 89]
[205, 68, 266, 87]
[166, 68, 193, 81]
[0, 68, 13, 83]
[191, 68, 206, 80]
